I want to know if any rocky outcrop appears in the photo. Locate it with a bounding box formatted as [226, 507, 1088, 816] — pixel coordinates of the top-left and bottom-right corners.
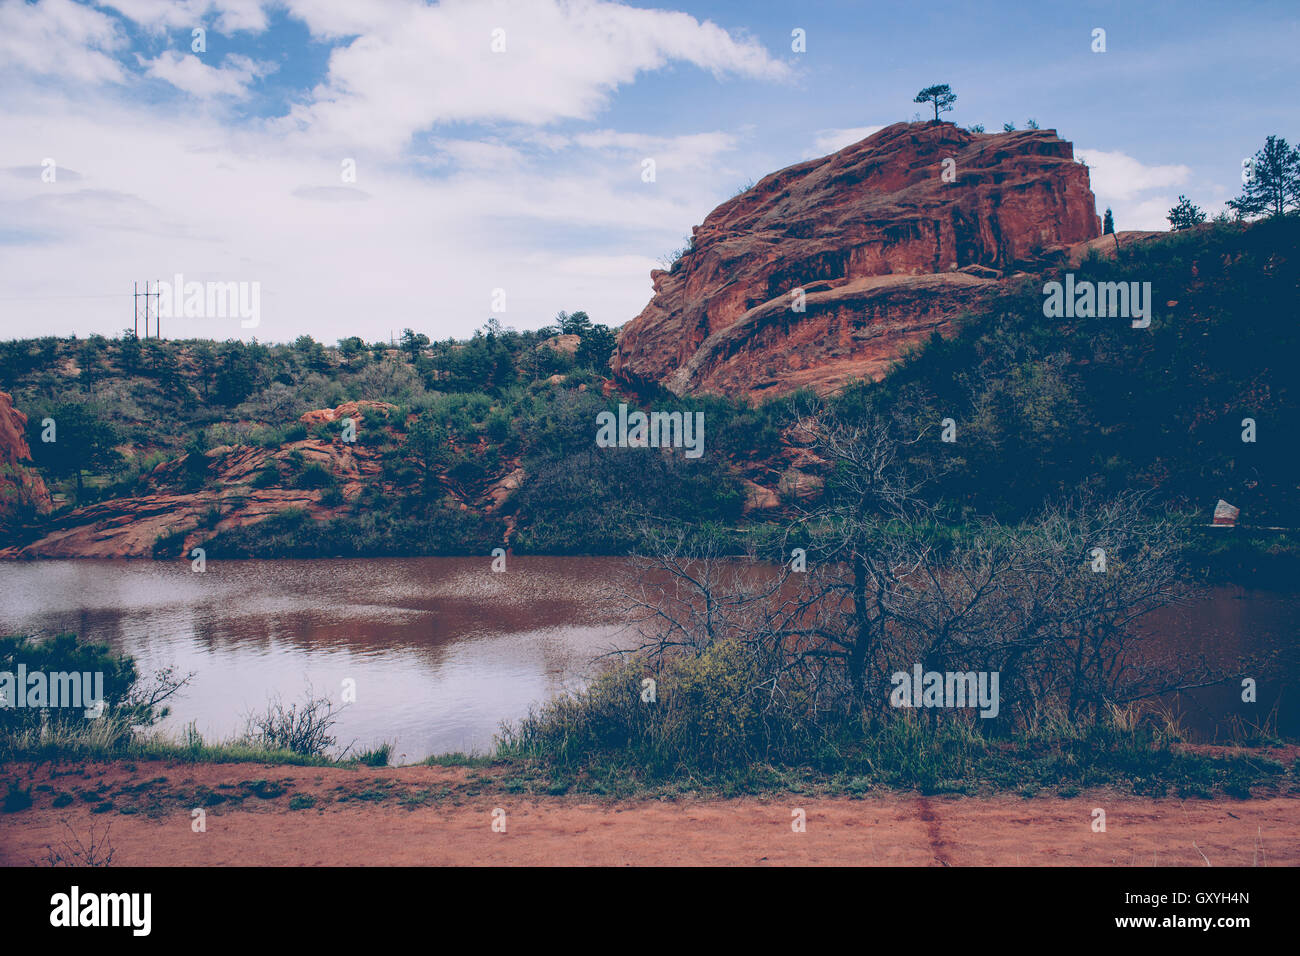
[1, 439, 375, 559]
[0, 391, 53, 528]
[1, 487, 330, 559]
[1066, 230, 1164, 266]
[1, 401, 522, 559]
[299, 400, 396, 426]
[613, 121, 1101, 399]
[536, 334, 581, 356]
[664, 271, 996, 399]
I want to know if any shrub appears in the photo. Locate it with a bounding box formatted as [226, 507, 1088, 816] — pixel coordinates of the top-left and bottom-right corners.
[151, 526, 191, 559]
[0, 634, 189, 758]
[250, 465, 280, 489]
[242, 692, 339, 757]
[500, 641, 787, 775]
[356, 743, 392, 767]
[293, 462, 336, 490]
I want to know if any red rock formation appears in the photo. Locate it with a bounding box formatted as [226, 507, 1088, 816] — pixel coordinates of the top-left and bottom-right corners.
[536, 334, 581, 356]
[613, 121, 1101, 399]
[299, 400, 396, 426]
[1066, 230, 1164, 266]
[0, 391, 53, 530]
[1, 439, 376, 559]
[1, 405, 523, 559]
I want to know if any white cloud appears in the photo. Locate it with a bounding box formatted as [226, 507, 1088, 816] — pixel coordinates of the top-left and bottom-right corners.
[573, 130, 739, 173]
[100, 0, 270, 34]
[807, 125, 886, 158]
[0, 93, 739, 342]
[1077, 148, 1195, 231]
[556, 254, 660, 277]
[276, 0, 790, 152]
[0, 0, 127, 85]
[141, 51, 274, 98]
[0, 1, 792, 342]
[1076, 148, 1191, 201]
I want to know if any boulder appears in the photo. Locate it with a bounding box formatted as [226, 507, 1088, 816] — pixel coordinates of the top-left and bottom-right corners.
[299, 400, 396, 426]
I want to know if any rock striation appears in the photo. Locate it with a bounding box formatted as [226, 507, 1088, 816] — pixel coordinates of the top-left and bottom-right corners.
[613, 121, 1101, 399]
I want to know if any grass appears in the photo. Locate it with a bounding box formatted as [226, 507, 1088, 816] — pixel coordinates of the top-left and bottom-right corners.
[491, 687, 1300, 801]
[355, 743, 393, 767]
[1, 720, 387, 769]
[2, 693, 1294, 804]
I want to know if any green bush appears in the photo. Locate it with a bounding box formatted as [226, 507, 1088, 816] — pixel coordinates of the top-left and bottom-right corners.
[0, 634, 182, 756]
[250, 465, 280, 489]
[500, 641, 788, 775]
[294, 462, 337, 490]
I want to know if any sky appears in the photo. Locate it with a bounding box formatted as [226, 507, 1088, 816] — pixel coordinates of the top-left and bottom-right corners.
[0, 0, 1296, 345]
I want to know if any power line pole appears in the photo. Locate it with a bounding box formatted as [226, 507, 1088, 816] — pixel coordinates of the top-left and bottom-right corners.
[133, 280, 161, 338]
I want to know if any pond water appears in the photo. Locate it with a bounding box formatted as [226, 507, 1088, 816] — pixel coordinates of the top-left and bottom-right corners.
[0, 558, 1294, 759]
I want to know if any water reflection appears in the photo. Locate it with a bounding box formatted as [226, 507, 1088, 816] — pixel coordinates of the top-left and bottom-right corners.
[0, 559, 1294, 758]
[0, 558, 632, 760]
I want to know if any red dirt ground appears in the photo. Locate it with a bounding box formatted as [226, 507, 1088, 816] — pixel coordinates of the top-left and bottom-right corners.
[2, 760, 1297, 866]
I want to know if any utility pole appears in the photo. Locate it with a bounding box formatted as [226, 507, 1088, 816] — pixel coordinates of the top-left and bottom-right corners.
[133, 280, 161, 338]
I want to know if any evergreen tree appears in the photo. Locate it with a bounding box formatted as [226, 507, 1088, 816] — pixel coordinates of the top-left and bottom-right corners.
[913, 85, 956, 123]
[400, 328, 430, 361]
[1228, 135, 1300, 220]
[1102, 208, 1115, 235]
[1167, 195, 1206, 231]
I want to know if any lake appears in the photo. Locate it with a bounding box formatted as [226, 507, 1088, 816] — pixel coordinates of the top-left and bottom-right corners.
[0, 558, 1295, 759]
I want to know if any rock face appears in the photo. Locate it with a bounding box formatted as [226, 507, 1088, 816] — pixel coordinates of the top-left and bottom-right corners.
[1066, 230, 1164, 266]
[1, 400, 522, 559]
[0, 391, 53, 529]
[613, 121, 1101, 399]
[1, 439, 374, 559]
[299, 400, 396, 426]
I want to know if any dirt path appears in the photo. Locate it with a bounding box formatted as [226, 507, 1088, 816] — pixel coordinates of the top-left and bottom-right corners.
[2, 760, 1296, 866]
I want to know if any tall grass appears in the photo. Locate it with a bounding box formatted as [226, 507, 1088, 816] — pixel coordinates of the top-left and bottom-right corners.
[495, 643, 1294, 797]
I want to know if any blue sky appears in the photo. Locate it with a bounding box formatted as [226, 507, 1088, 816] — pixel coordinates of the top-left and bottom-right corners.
[0, 0, 1295, 344]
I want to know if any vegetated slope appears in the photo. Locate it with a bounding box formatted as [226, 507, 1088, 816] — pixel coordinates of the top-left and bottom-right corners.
[832, 216, 1299, 530]
[0, 219, 1296, 559]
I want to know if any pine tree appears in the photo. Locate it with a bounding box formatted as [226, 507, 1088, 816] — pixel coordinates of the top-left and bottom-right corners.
[1228, 135, 1300, 220]
[913, 85, 956, 123]
[1102, 208, 1114, 235]
[1167, 195, 1206, 231]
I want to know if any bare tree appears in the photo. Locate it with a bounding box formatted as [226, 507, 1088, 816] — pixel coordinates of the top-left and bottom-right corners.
[620, 405, 1225, 734]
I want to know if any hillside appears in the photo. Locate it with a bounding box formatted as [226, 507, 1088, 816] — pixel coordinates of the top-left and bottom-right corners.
[0, 217, 1297, 564]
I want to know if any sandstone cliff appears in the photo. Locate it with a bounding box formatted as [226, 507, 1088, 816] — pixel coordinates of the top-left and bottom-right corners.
[0, 391, 53, 528]
[613, 121, 1101, 399]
